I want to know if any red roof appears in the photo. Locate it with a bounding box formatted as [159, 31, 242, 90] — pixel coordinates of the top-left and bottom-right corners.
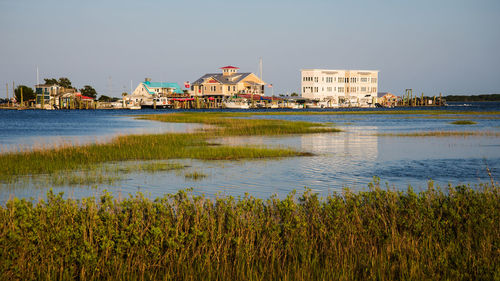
[76, 93, 94, 100]
[220, 66, 239, 69]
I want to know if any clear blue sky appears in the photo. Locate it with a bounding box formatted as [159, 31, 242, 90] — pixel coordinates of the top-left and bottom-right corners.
[1, 0, 499, 97]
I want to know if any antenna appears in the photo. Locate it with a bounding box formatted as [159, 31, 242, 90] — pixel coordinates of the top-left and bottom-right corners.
[259, 57, 263, 80]
[36, 66, 39, 86]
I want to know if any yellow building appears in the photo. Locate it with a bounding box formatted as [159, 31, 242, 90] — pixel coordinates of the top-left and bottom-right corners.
[191, 66, 266, 97]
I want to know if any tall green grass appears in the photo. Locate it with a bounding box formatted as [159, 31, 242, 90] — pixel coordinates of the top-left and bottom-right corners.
[0, 182, 498, 280]
[0, 113, 335, 181]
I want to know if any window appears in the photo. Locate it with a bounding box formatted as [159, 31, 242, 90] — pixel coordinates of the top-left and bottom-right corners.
[361, 87, 366, 92]
[371, 78, 377, 83]
[338, 87, 344, 92]
[228, 86, 230, 91]
[314, 77, 318, 82]
[338, 77, 344, 83]
[360, 77, 368, 82]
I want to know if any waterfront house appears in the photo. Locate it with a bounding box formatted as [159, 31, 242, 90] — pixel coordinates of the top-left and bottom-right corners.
[191, 66, 266, 98]
[131, 78, 183, 98]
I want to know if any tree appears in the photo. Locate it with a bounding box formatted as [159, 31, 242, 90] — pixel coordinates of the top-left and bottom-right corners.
[14, 85, 36, 102]
[43, 77, 74, 89]
[44, 78, 58, 85]
[58, 77, 73, 89]
[80, 85, 98, 99]
[98, 95, 112, 102]
[291, 92, 299, 97]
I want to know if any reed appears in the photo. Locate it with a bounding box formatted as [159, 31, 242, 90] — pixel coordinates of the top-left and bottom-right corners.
[1, 113, 334, 180]
[115, 161, 188, 174]
[184, 171, 207, 180]
[49, 170, 122, 186]
[0, 182, 497, 280]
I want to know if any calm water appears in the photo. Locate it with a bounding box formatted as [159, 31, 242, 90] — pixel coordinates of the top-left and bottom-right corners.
[1, 102, 499, 202]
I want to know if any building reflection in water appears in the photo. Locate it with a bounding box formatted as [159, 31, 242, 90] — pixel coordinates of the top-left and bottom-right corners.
[297, 127, 379, 190]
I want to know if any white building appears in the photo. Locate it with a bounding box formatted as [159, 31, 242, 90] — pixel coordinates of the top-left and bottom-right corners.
[301, 69, 378, 106]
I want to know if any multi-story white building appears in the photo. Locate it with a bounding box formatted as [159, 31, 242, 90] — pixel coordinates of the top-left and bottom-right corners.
[301, 69, 379, 106]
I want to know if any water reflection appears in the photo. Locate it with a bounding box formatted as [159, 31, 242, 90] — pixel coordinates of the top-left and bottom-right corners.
[2, 110, 500, 202]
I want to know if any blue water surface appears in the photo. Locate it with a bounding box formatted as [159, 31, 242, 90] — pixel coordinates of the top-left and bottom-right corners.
[0, 102, 499, 202]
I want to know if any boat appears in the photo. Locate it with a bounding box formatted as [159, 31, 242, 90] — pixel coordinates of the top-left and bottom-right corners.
[141, 97, 172, 109]
[224, 100, 250, 109]
[305, 103, 322, 109]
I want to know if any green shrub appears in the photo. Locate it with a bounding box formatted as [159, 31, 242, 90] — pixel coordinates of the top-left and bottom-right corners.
[0, 183, 498, 280]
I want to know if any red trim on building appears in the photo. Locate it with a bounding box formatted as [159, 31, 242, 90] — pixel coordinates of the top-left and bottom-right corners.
[220, 66, 240, 69]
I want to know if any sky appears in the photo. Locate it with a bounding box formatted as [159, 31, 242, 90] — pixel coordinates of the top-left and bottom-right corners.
[1, 0, 499, 98]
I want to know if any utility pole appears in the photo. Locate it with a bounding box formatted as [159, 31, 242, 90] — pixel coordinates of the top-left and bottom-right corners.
[20, 87, 23, 106]
[6, 83, 8, 107]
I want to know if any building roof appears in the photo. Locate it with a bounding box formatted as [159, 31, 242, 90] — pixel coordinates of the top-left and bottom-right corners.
[192, 73, 255, 85]
[220, 66, 239, 69]
[35, 84, 61, 88]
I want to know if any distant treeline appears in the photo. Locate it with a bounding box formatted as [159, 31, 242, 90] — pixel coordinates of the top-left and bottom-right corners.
[445, 94, 500, 102]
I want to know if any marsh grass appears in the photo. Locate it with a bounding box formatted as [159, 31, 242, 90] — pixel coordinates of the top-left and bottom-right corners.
[0, 113, 334, 180]
[451, 120, 477, 125]
[184, 171, 207, 180]
[375, 130, 500, 137]
[0, 182, 498, 280]
[115, 161, 188, 174]
[50, 170, 122, 186]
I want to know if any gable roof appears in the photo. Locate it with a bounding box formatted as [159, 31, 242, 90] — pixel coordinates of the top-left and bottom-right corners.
[192, 73, 256, 85]
[142, 81, 183, 94]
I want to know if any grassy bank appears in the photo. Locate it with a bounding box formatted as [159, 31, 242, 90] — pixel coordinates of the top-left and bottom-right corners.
[0, 183, 498, 280]
[0, 113, 338, 181]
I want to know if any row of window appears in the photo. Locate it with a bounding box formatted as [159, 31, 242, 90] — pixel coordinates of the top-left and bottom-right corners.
[302, 76, 377, 83]
[200, 85, 237, 92]
[303, 87, 377, 93]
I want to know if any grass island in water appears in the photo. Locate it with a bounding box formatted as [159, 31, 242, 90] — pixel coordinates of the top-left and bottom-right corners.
[0, 112, 339, 181]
